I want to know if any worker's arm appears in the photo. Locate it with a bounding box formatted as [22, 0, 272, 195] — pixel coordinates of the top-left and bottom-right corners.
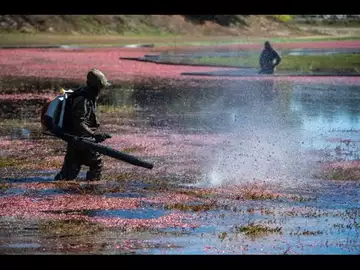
[71, 97, 111, 142]
[273, 50, 282, 67]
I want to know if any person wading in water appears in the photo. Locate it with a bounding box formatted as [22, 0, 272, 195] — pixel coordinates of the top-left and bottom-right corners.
[259, 41, 282, 74]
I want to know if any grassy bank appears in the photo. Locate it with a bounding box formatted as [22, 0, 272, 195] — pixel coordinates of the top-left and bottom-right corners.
[155, 36, 360, 47]
[183, 53, 360, 73]
[1, 33, 360, 48]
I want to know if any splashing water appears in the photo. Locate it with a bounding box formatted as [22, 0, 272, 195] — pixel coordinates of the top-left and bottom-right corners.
[197, 82, 320, 188]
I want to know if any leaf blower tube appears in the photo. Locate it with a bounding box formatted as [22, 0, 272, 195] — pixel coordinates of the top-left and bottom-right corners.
[45, 131, 154, 170]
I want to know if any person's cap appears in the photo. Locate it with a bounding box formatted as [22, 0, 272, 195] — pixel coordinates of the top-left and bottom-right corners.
[87, 68, 112, 88]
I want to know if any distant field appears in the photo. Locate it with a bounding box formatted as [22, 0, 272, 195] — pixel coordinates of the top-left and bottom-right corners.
[1, 33, 360, 48]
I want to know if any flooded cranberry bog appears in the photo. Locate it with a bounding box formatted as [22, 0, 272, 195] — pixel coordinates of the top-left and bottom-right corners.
[1, 41, 360, 254]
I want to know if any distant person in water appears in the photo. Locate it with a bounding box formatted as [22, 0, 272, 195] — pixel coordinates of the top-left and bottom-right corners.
[259, 41, 281, 74]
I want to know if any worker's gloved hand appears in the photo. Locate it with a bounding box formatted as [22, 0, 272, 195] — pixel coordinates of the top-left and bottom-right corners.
[93, 133, 112, 143]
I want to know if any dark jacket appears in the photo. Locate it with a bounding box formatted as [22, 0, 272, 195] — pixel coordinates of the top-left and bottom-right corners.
[259, 48, 281, 74]
[63, 86, 100, 137]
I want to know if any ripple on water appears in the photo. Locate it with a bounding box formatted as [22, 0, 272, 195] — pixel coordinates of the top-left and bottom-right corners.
[4, 176, 55, 184]
[85, 208, 170, 219]
[4, 243, 41, 249]
[105, 192, 145, 199]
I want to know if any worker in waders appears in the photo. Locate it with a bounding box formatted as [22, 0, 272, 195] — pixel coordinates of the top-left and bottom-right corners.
[54, 68, 112, 181]
[259, 41, 282, 75]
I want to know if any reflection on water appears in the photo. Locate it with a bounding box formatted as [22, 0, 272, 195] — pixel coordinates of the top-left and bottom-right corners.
[10, 128, 31, 139]
[291, 84, 360, 160]
[103, 80, 294, 132]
